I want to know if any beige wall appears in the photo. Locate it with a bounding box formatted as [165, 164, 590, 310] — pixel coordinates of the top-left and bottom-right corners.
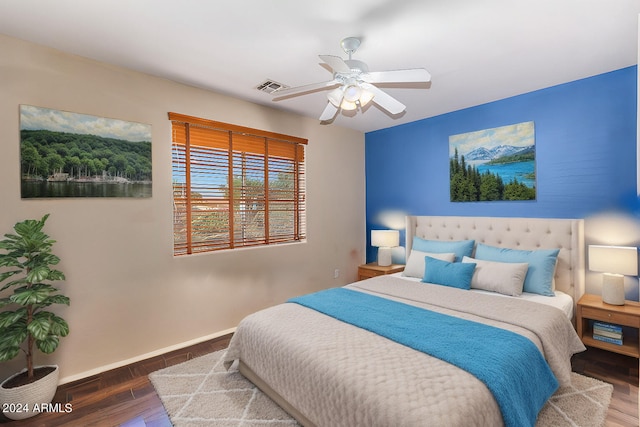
[0, 34, 366, 383]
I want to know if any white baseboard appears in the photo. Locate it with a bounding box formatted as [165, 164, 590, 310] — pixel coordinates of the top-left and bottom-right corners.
[59, 327, 236, 385]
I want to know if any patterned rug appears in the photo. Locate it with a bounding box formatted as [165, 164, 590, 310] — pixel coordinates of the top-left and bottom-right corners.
[149, 350, 613, 427]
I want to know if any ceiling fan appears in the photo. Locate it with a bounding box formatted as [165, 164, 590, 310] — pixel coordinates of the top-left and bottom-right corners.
[272, 37, 431, 122]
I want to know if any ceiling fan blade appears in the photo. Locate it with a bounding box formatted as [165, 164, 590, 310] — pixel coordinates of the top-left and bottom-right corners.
[362, 68, 431, 84]
[360, 83, 406, 115]
[272, 80, 339, 101]
[319, 102, 339, 121]
[319, 55, 351, 73]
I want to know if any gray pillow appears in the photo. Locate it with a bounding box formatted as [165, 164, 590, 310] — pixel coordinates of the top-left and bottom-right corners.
[462, 256, 529, 296]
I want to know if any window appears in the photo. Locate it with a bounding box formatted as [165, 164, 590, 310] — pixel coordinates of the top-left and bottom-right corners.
[169, 112, 307, 255]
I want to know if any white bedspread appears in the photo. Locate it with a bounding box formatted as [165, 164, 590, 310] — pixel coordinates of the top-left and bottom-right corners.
[224, 276, 586, 427]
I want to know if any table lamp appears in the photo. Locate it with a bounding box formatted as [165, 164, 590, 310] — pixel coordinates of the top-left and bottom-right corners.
[588, 245, 638, 305]
[371, 230, 399, 267]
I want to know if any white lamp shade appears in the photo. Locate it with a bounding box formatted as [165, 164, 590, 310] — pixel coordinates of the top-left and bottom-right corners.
[343, 85, 362, 102]
[340, 99, 358, 111]
[359, 89, 374, 106]
[588, 245, 638, 276]
[371, 230, 399, 248]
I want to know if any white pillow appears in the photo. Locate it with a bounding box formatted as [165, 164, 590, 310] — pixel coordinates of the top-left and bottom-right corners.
[402, 250, 456, 278]
[462, 256, 529, 296]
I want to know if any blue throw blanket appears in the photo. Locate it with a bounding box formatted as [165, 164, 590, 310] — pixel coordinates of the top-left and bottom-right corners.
[288, 288, 558, 427]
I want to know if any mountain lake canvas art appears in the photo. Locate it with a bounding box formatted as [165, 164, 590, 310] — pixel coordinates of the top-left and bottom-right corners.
[449, 121, 536, 202]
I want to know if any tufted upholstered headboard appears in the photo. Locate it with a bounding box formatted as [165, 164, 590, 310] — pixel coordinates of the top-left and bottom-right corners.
[406, 216, 585, 304]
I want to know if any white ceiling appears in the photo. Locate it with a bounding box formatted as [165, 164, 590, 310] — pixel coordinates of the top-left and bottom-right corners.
[1, 0, 639, 133]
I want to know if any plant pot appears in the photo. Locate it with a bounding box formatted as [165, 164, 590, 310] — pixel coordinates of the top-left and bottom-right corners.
[0, 365, 59, 420]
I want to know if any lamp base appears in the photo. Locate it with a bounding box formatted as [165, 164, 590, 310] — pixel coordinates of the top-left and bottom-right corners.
[602, 273, 625, 305]
[377, 247, 392, 267]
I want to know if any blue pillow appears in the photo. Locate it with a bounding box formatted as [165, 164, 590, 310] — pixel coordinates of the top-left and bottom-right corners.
[422, 256, 476, 290]
[412, 237, 475, 262]
[473, 244, 559, 296]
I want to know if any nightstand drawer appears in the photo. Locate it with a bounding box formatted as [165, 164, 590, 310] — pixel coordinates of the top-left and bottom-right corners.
[357, 263, 404, 281]
[358, 268, 380, 280]
[581, 306, 640, 328]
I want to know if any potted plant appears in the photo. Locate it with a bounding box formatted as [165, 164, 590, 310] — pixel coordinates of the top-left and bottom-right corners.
[0, 214, 70, 420]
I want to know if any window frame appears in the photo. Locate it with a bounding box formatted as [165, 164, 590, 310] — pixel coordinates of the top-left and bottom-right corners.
[169, 112, 307, 256]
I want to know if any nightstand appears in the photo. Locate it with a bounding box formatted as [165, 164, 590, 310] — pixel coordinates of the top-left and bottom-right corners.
[357, 262, 404, 281]
[576, 294, 640, 358]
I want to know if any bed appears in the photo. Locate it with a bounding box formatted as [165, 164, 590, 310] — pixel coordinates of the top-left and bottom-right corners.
[223, 216, 587, 427]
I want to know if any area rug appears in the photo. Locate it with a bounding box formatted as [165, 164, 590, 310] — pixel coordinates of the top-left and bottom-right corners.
[149, 350, 613, 427]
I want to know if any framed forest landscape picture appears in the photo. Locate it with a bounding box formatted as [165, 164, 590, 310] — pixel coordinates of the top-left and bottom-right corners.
[20, 105, 152, 198]
[449, 121, 536, 202]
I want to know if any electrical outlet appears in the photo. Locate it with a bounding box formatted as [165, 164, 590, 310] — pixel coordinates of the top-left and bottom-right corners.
[334, 269, 340, 279]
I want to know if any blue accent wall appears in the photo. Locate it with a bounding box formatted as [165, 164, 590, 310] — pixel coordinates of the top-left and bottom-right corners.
[365, 66, 637, 263]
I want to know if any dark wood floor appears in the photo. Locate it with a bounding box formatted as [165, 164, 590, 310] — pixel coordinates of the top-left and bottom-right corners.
[0, 335, 232, 427]
[1, 335, 637, 427]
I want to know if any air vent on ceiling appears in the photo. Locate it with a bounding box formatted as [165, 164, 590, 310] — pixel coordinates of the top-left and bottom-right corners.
[256, 79, 288, 94]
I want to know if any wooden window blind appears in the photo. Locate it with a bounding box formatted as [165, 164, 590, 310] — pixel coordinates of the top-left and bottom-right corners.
[169, 112, 307, 255]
